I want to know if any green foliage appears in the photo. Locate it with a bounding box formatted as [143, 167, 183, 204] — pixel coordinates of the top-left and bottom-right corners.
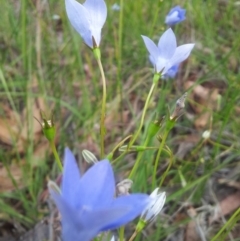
[0, 0, 240, 240]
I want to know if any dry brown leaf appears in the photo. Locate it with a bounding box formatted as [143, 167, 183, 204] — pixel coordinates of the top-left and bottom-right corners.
[210, 191, 240, 223]
[0, 118, 25, 152]
[0, 162, 25, 192]
[185, 207, 199, 241]
[218, 178, 240, 189]
[30, 141, 50, 167]
[185, 207, 205, 241]
[105, 110, 130, 131]
[185, 81, 219, 129]
[185, 220, 200, 241]
[175, 134, 200, 159]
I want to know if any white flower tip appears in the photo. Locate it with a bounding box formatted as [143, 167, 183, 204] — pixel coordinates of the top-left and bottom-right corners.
[150, 188, 160, 197]
[82, 149, 98, 164]
[48, 180, 61, 194]
[110, 236, 115, 241]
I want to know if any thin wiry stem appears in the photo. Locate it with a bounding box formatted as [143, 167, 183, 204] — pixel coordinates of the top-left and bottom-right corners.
[50, 141, 63, 171]
[128, 82, 156, 149]
[128, 135, 150, 179]
[152, 129, 169, 189]
[128, 230, 138, 241]
[96, 57, 107, 158]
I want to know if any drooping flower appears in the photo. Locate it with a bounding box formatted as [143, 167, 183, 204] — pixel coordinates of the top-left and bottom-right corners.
[49, 148, 150, 241]
[165, 6, 186, 26]
[142, 28, 194, 75]
[65, 0, 107, 48]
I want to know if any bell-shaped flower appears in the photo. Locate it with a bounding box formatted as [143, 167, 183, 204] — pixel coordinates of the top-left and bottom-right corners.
[49, 148, 150, 241]
[65, 0, 107, 48]
[142, 28, 194, 75]
[165, 6, 186, 26]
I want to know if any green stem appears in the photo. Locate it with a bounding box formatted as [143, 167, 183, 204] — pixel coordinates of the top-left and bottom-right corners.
[152, 129, 170, 189]
[119, 226, 125, 241]
[128, 82, 156, 149]
[128, 135, 150, 179]
[211, 208, 240, 241]
[159, 152, 173, 187]
[117, 0, 124, 137]
[96, 57, 107, 159]
[21, 0, 27, 71]
[150, 1, 163, 36]
[50, 141, 63, 171]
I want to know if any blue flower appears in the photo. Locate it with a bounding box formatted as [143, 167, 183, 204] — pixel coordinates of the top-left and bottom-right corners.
[165, 6, 186, 26]
[49, 148, 150, 241]
[142, 28, 194, 75]
[163, 64, 179, 79]
[65, 0, 107, 48]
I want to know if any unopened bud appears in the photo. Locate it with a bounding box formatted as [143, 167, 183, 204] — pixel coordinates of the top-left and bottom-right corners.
[36, 111, 56, 142]
[170, 92, 187, 121]
[82, 150, 98, 164]
[202, 130, 211, 140]
[116, 179, 133, 196]
[137, 188, 166, 231]
[110, 236, 115, 241]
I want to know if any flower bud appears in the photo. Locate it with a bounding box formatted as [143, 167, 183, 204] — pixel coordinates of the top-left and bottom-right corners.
[116, 179, 133, 196]
[202, 130, 211, 140]
[82, 150, 98, 164]
[165, 6, 186, 26]
[37, 111, 56, 142]
[110, 236, 115, 241]
[170, 92, 187, 121]
[137, 188, 166, 231]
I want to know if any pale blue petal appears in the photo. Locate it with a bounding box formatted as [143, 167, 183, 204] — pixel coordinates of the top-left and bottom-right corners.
[155, 56, 168, 73]
[65, 0, 93, 48]
[83, 0, 107, 46]
[165, 11, 180, 25]
[90, 27, 101, 47]
[163, 43, 194, 74]
[82, 206, 130, 228]
[49, 190, 92, 241]
[62, 148, 82, 208]
[163, 64, 179, 79]
[101, 194, 150, 230]
[158, 28, 176, 59]
[141, 35, 160, 67]
[50, 189, 130, 241]
[65, 207, 130, 241]
[49, 189, 83, 227]
[77, 160, 115, 207]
